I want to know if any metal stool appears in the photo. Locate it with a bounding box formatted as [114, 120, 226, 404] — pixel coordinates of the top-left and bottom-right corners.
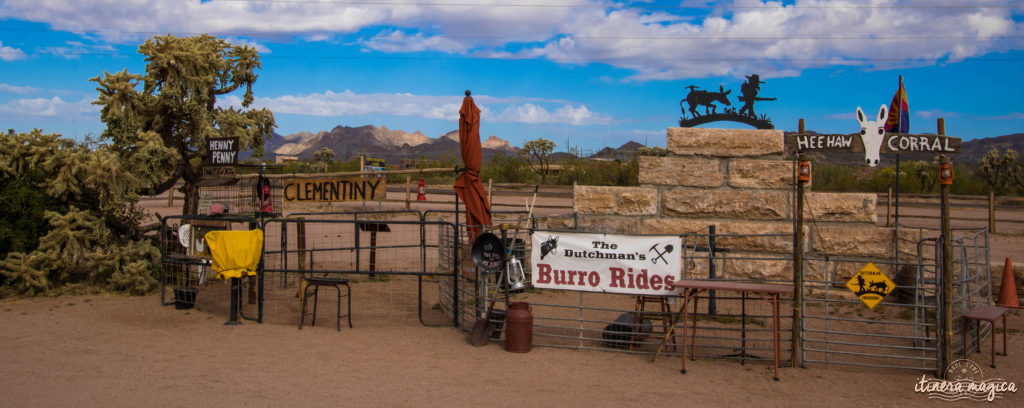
[962, 305, 1008, 368]
[299, 277, 352, 332]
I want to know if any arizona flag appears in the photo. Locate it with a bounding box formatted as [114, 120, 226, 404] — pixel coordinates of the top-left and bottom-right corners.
[884, 75, 909, 134]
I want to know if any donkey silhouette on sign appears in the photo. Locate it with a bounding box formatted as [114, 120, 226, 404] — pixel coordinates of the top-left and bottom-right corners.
[681, 85, 731, 117]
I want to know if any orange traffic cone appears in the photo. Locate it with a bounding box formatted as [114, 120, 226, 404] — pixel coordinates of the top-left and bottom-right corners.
[996, 257, 1020, 308]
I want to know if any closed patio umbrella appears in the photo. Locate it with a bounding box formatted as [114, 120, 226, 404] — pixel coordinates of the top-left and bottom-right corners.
[454, 90, 491, 239]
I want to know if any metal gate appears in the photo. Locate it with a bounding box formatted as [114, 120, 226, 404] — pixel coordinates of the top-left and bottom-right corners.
[801, 226, 991, 371]
[158, 212, 461, 327]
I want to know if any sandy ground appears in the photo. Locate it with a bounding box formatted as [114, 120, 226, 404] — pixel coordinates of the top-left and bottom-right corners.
[2, 190, 1019, 407]
[1, 294, 1021, 407]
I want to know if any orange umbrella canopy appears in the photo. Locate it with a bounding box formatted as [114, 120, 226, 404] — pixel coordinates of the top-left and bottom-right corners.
[454, 91, 492, 236]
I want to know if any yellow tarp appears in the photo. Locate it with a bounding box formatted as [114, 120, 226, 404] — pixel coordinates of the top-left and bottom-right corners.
[204, 230, 264, 280]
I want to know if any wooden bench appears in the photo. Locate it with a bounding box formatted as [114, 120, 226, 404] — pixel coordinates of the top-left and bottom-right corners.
[962, 305, 1008, 368]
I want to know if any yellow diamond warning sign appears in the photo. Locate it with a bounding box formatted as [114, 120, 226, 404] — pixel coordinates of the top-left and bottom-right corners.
[846, 263, 895, 309]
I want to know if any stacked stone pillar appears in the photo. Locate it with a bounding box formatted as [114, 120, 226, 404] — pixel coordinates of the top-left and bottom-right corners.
[573, 127, 896, 281]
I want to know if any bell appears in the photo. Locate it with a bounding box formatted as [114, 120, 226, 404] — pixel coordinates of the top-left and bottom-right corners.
[506, 258, 527, 291]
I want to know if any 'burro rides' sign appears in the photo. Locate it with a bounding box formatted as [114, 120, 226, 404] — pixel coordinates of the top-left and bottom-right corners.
[785, 104, 961, 165]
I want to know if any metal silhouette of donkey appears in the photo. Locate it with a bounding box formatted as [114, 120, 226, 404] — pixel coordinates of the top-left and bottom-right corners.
[857, 104, 888, 167]
[682, 85, 731, 117]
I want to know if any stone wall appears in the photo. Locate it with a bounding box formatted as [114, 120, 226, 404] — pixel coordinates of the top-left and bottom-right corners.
[571, 127, 896, 280]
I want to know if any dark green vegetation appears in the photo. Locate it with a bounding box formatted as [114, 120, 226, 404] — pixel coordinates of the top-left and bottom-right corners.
[814, 149, 1024, 196]
[0, 130, 171, 297]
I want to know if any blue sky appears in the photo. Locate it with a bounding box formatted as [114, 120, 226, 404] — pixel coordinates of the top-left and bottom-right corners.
[1, 0, 1022, 154]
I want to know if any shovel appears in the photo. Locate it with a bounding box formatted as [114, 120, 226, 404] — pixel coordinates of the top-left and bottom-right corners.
[469, 266, 506, 346]
[468, 186, 539, 346]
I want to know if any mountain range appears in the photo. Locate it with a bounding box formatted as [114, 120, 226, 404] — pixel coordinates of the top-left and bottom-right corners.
[266, 125, 514, 162]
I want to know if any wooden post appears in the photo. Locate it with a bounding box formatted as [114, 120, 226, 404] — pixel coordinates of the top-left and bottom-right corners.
[938, 118, 953, 375]
[939, 154, 953, 375]
[989, 190, 996, 234]
[793, 153, 806, 368]
[886, 188, 892, 227]
[297, 219, 307, 272]
[167, 188, 174, 207]
[405, 176, 411, 210]
[487, 179, 493, 209]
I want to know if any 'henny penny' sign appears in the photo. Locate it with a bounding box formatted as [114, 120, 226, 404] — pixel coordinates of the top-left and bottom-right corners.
[785, 104, 960, 166]
[206, 137, 239, 166]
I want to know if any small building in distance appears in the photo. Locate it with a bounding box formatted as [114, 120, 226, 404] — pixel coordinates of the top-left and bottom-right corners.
[275, 155, 298, 164]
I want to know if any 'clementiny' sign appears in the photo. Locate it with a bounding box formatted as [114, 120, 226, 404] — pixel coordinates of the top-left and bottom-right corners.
[531, 231, 681, 296]
[283, 177, 386, 203]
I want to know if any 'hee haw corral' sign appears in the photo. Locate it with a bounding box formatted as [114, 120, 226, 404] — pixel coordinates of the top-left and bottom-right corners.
[206, 137, 239, 166]
[283, 177, 386, 203]
[531, 232, 682, 296]
[785, 105, 960, 166]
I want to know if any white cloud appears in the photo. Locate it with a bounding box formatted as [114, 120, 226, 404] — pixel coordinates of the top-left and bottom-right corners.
[917, 109, 960, 119]
[0, 83, 37, 93]
[978, 112, 1024, 120]
[224, 37, 271, 54]
[43, 41, 116, 59]
[495, 103, 612, 126]
[360, 31, 470, 54]
[629, 129, 665, 137]
[3, 0, 1020, 80]
[825, 111, 858, 120]
[0, 96, 97, 119]
[224, 90, 465, 120]
[221, 89, 610, 126]
[0, 41, 27, 61]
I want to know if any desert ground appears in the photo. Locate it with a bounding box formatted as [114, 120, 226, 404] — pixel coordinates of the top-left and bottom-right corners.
[1, 188, 1022, 407]
[1, 293, 1021, 407]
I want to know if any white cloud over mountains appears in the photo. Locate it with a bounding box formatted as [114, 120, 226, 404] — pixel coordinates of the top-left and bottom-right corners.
[1, 1, 1020, 80]
[220, 89, 610, 126]
[0, 96, 96, 119]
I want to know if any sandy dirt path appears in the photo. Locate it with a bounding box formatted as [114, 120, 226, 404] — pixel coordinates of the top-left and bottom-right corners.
[1, 294, 1021, 407]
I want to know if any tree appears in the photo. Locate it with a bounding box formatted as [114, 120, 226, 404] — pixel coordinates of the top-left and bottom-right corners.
[314, 147, 335, 164]
[912, 160, 938, 193]
[520, 138, 556, 182]
[92, 34, 277, 215]
[313, 147, 334, 173]
[481, 151, 536, 183]
[1011, 151, 1024, 193]
[976, 149, 1015, 195]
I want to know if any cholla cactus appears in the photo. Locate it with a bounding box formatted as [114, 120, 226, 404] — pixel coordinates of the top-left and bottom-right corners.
[88, 241, 160, 295]
[976, 149, 1016, 194]
[0, 252, 50, 296]
[0, 130, 168, 296]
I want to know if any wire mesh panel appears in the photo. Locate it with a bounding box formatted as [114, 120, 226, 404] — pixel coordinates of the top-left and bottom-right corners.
[197, 177, 283, 216]
[505, 228, 793, 368]
[260, 217, 458, 328]
[159, 215, 261, 312]
[802, 257, 939, 371]
[801, 227, 990, 372]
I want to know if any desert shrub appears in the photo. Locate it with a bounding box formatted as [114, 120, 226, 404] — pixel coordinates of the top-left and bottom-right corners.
[0, 130, 171, 297]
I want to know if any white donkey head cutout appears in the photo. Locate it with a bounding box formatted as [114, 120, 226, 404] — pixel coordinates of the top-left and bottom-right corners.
[856, 104, 888, 167]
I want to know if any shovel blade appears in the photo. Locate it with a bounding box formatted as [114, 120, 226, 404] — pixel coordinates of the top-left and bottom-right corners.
[469, 319, 495, 346]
